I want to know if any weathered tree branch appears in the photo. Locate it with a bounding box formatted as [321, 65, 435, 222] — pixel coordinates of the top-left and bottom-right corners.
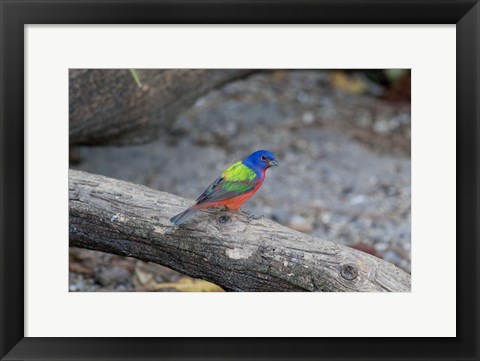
[69, 69, 254, 146]
[69, 169, 411, 292]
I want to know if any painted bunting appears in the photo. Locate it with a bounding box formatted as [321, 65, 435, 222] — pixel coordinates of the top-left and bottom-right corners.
[170, 150, 278, 225]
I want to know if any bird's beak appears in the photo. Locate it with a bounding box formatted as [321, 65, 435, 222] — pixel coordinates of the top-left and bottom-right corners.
[270, 159, 279, 167]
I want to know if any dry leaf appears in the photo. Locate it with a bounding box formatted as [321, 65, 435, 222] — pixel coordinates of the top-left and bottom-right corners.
[151, 277, 224, 292]
[331, 71, 367, 95]
[134, 267, 154, 285]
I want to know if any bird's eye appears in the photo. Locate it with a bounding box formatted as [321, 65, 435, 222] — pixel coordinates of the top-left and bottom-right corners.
[261, 155, 267, 161]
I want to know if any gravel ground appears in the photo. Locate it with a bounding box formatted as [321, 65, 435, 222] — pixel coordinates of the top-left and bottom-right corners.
[70, 70, 411, 290]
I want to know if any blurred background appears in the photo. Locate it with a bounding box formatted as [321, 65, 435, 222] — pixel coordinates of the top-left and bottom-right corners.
[69, 69, 411, 292]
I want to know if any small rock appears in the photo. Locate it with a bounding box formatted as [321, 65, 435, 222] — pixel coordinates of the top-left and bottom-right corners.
[350, 195, 366, 205]
[373, 120, 390, 134]
[287, 214, 313, 233]
[96, 266, 131, 287]
[375, 242, 389, 252]
[320, 212, 331, 224]
[302, 112, 315, 124]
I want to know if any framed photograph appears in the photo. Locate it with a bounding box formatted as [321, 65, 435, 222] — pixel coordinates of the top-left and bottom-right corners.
[1, 1, 478, 360]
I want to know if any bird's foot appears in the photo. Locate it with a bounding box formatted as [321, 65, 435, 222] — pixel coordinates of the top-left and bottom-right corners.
[242, 210, 264, 222]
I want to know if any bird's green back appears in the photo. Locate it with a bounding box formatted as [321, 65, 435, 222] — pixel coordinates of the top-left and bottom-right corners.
[222, 161, 257, 181]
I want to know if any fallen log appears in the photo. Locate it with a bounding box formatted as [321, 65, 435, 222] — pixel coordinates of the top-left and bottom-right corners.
[69, 69, 254, 146]
[69, 169, 411, 292]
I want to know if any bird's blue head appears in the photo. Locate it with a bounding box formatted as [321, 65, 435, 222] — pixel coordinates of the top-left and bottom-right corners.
[242, 150, 279, 175]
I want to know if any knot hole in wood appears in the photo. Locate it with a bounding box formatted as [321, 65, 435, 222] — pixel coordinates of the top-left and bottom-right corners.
[340, 263, 358, 280]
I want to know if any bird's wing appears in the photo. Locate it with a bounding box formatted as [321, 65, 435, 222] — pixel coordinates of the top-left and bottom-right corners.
[196, 162, 259, 204]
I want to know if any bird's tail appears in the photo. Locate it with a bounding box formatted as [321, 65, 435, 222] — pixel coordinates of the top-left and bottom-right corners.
[170, 206, 199, 225]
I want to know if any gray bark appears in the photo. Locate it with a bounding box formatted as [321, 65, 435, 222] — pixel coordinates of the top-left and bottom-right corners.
[69, 169, 411, 292]
[69, 69, 254, 145]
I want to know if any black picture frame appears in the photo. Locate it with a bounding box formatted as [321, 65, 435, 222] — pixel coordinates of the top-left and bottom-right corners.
[1, 1, 478, 360]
